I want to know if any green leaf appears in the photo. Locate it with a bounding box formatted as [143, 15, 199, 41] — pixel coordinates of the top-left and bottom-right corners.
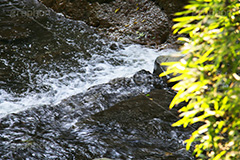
[213, 151, 226, 160]
[166, 1, 240, 159]
[115, 8, 120, 13]
[173, 16, 204, 22]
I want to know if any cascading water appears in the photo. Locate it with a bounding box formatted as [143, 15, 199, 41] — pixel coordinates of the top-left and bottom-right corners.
[0, 43, 176, 118]
[0, 0, 196, 159]
[0, 0, 177, 118]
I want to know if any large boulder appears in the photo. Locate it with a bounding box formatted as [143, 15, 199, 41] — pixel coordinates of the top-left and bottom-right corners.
[0, 75, 194, 159]
[40, 0, 171, 46]
[0, 70, 188, 159]
[75, 89, 194, 159]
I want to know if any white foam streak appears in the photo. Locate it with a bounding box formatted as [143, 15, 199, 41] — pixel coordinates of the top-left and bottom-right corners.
[0, 45, 177, 118]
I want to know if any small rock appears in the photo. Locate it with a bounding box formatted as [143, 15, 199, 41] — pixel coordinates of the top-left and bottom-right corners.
[153, 53, 186, 86]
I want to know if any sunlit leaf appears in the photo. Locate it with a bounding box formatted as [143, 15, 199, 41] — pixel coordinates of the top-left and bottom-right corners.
[115, 8, 120, 13]
[166, 1, 240, 159]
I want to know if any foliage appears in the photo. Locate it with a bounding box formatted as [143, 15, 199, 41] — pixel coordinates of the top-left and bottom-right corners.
[161, 0, 240, 159]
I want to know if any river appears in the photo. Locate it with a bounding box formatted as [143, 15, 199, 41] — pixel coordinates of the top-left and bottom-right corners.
[0, 0, 177, 118]
[0, 0, 195, 159]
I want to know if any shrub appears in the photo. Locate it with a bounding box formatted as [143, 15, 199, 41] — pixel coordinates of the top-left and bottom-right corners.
[161, 0, 240, 159]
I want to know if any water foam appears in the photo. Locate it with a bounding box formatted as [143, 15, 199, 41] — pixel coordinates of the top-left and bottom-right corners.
[0, 45, 177, 118]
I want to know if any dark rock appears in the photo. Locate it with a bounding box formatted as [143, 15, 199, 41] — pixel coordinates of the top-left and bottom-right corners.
[0, 70, 182, 159]
[0, 0, 52, 41]
[0, 75, 195, 159]
[39, 0, 189, 49]
[153, 53, 185, 87]
[91, 89, 177, 123]
[74, 89, 194, 159]
[40, 0, 171, 46]
[109, 42, 119, 50]
[0, 1, 31, 41]
[0, 0, 104, 94]
[86, 0, 114, 3]
[0, 24, 31, 41]
[152, 0, 189, 18]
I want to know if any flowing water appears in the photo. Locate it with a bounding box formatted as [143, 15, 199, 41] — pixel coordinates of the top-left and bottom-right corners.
[0, 42, 176, 118]
[0, 0, 177, 118]
[0, 0, 195, 159]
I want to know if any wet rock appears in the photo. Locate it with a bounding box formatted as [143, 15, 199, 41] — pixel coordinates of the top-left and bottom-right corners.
[86, 0, 114, 3]
[96, 0, 170, 45]
[0, 70, 195, 159]
[0, 70, 180, 159]
[76, 89, 194, 159]
[0, 1, 30, 41]
[0, 0, 104, 94]
[0, 24, 31, 41]
[93, 158, 113, 160]
[153, 0, 189, 18]
[109, 42, 123, 50]
[153, 53, 186, 87]
[0, 0, 51, 41]
[40, 0, 171, 46]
